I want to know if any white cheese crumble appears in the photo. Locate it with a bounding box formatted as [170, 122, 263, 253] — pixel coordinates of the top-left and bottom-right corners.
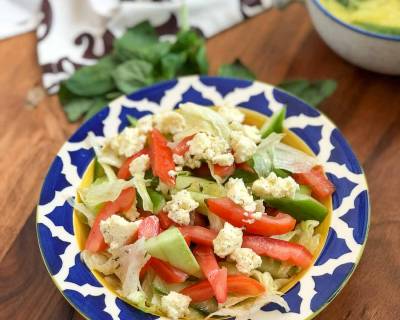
[217, 103, 245, 124]
[230, 121, 262, 144]
[129, 154, 150, 176]
[229, 248, 262, 275]
[213, 222, 243, 258]
[100, 215, 139, 250]
[161, 291, 191, 319]
[252, 172, 299, 199]
[230, 131, 257, 163]
[225, 178, 257, 212]
[107, 127, 147, 158]
[164, 190, 199, 225]
[136, 114, 153, 134]
[184, 132, 234, 168]
[154, 111, 186, 135]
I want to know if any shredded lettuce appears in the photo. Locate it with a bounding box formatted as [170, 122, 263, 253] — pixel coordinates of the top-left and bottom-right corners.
[207, 162, 226, 184]
[271, 230, 299, 241]
[205, 271, 289, 320]
[81, 250, 119, 275]
[258, 257, 297, 279]
[67, 197, 96, 227]
[293, 220, 320, 253]
[176, 103, 231, 141]
[133, 175, 154, 212]
[253, 132, 318, 176]
[207, 212, 225, 232]
[79, 178, 134, 208]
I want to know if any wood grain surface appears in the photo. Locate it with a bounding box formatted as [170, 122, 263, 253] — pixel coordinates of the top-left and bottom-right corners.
[0, 4, 399, 320]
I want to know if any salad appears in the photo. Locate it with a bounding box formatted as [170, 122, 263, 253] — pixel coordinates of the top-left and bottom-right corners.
[74, 102, 335, 320]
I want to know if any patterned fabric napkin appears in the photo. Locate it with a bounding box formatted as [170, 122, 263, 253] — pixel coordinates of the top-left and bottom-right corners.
[35, 0, 274, 93]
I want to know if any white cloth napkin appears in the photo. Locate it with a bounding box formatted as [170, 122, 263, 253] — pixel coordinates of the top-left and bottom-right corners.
[0, 0, 276, 92]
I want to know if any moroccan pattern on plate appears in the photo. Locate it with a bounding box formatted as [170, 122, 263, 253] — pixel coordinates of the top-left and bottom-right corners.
[37, 76, 369, 320]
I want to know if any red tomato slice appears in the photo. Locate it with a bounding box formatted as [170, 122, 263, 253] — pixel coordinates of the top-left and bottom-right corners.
[213, 163, 235, 179]
[158, 211, 179, 229]
[181, 275, 265, 302]
[236, 162, 255, 173]
[85, 187, 136, 252]
[117, 148, 150, 180]
[172, 134, 195, 156]
[193, 245, 227, 303]
[140, 260, 151, 279]
[193, 212, 208, 227]
[293, 166, 335, 200]
[207, 197, 296, 236]
[149, 129, 176, 187]
[149, 257, 188, 283]
[179, 226, 217, 246]
[242, 235, 313, 269]
[138, 216, 160, 239]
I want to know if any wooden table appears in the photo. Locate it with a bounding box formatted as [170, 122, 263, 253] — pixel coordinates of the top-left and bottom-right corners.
[0, 4, 399, 319]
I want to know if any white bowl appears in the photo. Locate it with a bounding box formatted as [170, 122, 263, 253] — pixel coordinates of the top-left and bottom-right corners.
[305, 0, 400, 75]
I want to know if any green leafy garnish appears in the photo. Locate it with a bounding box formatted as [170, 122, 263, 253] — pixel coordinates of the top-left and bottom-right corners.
[278, 79, 337, 107]
[217, 59, 255, 80]
[112, 59, 154, 94]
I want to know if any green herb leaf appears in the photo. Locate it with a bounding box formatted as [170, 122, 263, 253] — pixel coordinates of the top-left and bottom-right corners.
[218, 59, 255, 80]
[278, 79, 337, 108]
[84, 97, 109, 120]
[105, 91, 123, 100]
[63, 98, 94, 122]
[64, 55, 117, 97]
[159, 52, 187, 80]
[112, 59, 153, 94]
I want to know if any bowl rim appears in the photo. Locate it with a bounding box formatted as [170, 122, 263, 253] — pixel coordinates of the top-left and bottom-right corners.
[36, 75, 371, 320]
[311, 0, 400, 42]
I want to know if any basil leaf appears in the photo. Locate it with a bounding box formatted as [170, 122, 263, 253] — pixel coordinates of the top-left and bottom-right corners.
[278, 79, 337, 107]
[105, 91, 123, 100]
[112, 59, 153, 94]
[196, 45, 208, 75]
[159, 52, 187, 80]
[218, 59, 255, 80]
[65, 56, 116, 97]
[63, 98, 94, 122]
[84, 97, 109, 120]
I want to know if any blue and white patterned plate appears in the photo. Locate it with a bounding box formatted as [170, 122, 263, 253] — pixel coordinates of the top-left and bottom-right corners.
[36, 76, 369, 320]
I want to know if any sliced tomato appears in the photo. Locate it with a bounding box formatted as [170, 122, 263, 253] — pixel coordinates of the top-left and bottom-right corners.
[236, 162, 255, 173]
[149, 129, 176, 186]
[213, 163, 235, 179]
[293, 165, 335, 200]
[181, 275, 265, 302]
[207, 197, 296, 236]
[138, 216, 160, 239]
[172, 134, 195, 156]
[242, 235, 313, 269]
[117, 148, 149, 180]
[193, 212, 208, 227]
[85, 187, 136, 252]
[149, 257, 188, 283]
[193, 245, 227, 303]
[192, 163, 211, 177]
[158, 211, 179, 229]
[179, 226, 217, 246]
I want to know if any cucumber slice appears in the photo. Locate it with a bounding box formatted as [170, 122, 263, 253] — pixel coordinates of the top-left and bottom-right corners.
[145, 228, 202, 277]
[175, 176, 226, 196]
[298, 185, 312, 196]
[260, 106, 286, 138]
[191, 299, 218, 315]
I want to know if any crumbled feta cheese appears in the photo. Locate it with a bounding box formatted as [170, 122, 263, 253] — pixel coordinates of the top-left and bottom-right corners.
[81, 250, 119, 275]
[168, 169, 177, 178]
[251, 211, 263, 220]
[185, 132, 234, 168]
[156, 181, 171, 196]
[217, 103, 245, 124]
[100, 215, 139, 250]
[107, 128, 147, 158]
[154, 111, 186, 135]
[230, 122, 261, 144]
[230, 131, 257, 163]
[129, 154, 150, 176]
[252, 172, 299, 199]
[136, 114, 153, 134]
[213, 222, 243, 258]
[229, 248, 262, 275]
[225, 178, 256, 212]
[173, 154, 185, 166]
[164, 190, 199, 225]
[161, 291, 191, 319]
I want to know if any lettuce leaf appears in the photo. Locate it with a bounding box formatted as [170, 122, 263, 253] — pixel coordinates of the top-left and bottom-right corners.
[293, 220, 320, 253]
[67, 197, 96, 227]
[133, 174, 153, 212]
